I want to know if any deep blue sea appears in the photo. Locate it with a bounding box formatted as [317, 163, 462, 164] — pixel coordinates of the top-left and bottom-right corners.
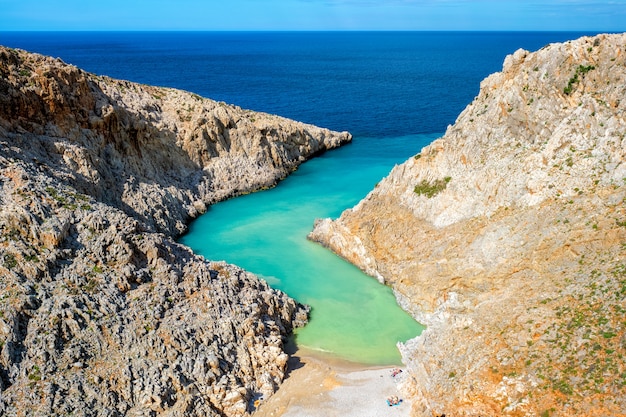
[0, 31, 593, 136]
[0, 31, 597, 365]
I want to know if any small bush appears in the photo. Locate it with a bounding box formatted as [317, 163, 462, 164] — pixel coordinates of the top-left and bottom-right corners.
[3, 254, 17, 270]
[28, 365, 41, 381]
[24, 254, 39, 262]
[84, 279, 99, 293]
[413, 176, 451, 198]
[564, 64, 596, 95]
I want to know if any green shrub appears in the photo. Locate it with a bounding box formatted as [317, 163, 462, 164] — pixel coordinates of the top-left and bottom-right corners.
[564, 64, 596, 95]
[413, 176, 451, 198]
[28, 365, 41, 381]
[3, 254, 17, 270]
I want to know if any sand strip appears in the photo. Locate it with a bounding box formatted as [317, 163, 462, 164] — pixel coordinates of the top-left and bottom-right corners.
[253, 349, 411, 417]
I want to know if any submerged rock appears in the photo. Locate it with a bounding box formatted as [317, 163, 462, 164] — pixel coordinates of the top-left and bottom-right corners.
[310, 33, 626, 416]
[0, 46, 346, 416]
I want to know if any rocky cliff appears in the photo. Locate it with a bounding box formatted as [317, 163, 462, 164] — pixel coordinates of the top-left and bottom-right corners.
[0, 46, 350, 416]
[310, 33, 626, 416]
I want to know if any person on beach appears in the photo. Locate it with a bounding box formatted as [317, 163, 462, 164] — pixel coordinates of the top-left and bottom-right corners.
[386, 395, 401, 406]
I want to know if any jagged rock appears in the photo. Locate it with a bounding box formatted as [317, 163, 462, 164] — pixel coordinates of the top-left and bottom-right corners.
[310, 33, 626, 416]
[0, 45, 336, 416]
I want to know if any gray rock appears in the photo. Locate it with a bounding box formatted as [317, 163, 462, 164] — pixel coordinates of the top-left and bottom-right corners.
[0, 46, 331, 416]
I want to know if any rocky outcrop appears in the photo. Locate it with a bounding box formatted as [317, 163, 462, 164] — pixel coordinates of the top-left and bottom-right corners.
[0, 46, 349, 416]
[310, 33, 626, 416]
[0, 46, 350, 236]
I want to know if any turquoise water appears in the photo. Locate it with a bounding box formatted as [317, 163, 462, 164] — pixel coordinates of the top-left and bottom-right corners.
[181, 134, 436, 365]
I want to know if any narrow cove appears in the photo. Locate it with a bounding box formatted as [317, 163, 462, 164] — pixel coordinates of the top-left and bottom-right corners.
[180, 133, 436, 365]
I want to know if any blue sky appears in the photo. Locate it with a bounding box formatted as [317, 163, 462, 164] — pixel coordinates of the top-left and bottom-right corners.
[1, 0, 624, 31]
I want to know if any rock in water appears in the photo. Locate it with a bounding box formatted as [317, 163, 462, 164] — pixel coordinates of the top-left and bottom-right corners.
[0, 46, 349, 416]
[310, 33, 626, 416]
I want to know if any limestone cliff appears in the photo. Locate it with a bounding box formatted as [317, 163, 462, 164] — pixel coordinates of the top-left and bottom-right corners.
[0, 46, 350, 237]
[0, 46, 350, 416]
[310, 33, 626, 416]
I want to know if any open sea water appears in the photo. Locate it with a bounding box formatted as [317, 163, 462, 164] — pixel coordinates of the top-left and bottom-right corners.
[1, 31, 595, 365]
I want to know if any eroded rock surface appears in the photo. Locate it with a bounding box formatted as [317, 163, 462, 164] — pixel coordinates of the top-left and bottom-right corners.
[310, 33, 626, 416]
[0, 46, 350, 416]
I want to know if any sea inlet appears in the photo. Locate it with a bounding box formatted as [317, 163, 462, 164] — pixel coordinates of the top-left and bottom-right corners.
[180, 133, 435, 365]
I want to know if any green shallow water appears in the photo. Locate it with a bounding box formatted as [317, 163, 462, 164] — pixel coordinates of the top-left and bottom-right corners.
[180, 134, 437, 365]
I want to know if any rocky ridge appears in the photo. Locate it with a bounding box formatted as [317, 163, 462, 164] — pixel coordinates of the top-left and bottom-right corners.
[0, 46, 350, 416]
[310, 33, 626, 416]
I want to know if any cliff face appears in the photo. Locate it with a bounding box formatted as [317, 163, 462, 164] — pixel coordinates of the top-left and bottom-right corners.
[310, 33, 626, 416]
[0, 46, 350, 236]
[0, 46, 349, 416]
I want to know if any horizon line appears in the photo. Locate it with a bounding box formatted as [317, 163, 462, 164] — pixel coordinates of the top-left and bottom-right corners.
[1, 29, 619, 33]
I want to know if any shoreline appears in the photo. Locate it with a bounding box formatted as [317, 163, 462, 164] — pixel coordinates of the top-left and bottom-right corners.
[253, 346, 412, 417]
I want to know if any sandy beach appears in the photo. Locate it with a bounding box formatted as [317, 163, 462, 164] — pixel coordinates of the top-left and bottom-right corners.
[253, 348, 412, 417]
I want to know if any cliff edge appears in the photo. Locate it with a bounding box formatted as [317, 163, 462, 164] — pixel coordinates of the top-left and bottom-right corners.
[310, 33, 626, 416]
[0, 46, 350, 416]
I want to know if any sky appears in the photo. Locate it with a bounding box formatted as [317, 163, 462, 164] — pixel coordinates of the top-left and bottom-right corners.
[0, 0, 624, 32]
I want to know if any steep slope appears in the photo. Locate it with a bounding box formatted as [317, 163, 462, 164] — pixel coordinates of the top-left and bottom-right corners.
[0, 46, 349, 416]
[0, 46, 350, 236]
[310, 33, 626, 416]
